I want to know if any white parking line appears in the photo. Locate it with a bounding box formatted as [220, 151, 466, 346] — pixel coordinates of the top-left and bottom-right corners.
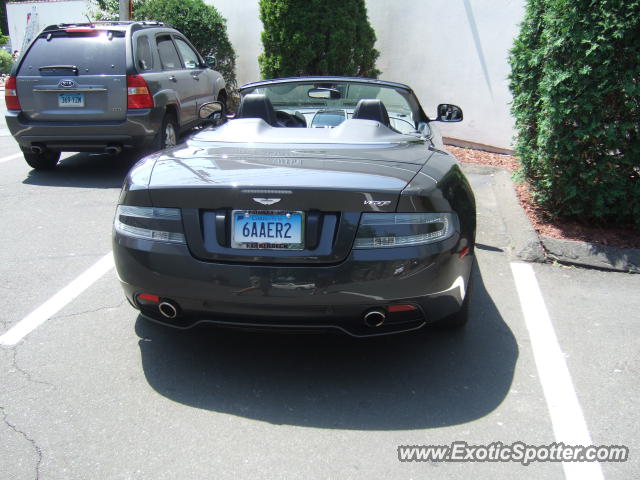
[0, 152, 22, 164]
[0, 252, 114, 346]
[510, 262, 604, 480]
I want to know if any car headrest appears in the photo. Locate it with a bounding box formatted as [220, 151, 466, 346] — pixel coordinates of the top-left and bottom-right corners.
[352, 99, 390, 127]
[236, 94, 277, 126]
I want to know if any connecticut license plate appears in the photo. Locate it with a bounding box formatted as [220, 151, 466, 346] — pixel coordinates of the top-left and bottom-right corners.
[58, 92, 84, 107]
[231, 210, 304, 250]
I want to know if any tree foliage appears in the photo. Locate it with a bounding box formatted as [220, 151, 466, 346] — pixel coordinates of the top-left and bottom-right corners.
[92, 0, 237, 99]
[0, 0, 8, 37]
[0, 49, 12, 74]
[509, 0, 640, 227]
[258, 0, 380, 79]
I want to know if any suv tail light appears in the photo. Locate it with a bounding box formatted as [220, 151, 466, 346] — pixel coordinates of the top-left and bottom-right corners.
[127, 75, 154, 109]
[5, 76, 21, 111]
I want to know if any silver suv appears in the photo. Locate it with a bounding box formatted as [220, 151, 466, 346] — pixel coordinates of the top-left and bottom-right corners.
[4, 21, 226, 169]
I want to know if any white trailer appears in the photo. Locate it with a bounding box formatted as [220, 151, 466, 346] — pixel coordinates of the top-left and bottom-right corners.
[6, 0, 91, 54]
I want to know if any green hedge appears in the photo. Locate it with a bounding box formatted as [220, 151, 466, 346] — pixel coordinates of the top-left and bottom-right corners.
[258, 0, 380, 79]
[509, 0, 640, 227]
[0, 49, 12, 74]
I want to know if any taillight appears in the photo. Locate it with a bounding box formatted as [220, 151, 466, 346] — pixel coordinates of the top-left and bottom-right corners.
[114, 205, 185, 244]
[127, 75, 153, 109]
[354, 213, 456, 248]
[5, 76, 21, 111]
[65, 27, 96, 32]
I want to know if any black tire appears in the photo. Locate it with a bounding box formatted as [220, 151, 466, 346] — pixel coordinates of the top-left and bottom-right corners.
[154, 114, 178, 151]
[23, 150, 61, 170]
[435, 266, 475, 330]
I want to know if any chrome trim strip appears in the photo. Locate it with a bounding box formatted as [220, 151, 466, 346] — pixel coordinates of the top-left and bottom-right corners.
[33, 88, 108, 93]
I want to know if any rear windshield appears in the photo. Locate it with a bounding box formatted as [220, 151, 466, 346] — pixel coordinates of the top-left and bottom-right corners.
[18, 32, 126, 75]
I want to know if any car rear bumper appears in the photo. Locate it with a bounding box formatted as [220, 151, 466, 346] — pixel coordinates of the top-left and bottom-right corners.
[113, 233, 474, 337]
[4, 108, 164, 152]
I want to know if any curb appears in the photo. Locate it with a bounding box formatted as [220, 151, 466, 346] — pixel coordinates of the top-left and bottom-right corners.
[461, 163, 546, 263]
[460, 162, 640, 273]
[492, 168, 546, 263]
[541, 236, 640, 273]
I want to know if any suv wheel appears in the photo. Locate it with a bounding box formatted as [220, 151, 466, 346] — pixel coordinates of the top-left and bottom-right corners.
[23, 150, 61, 170]
[158, 114, 178, 150]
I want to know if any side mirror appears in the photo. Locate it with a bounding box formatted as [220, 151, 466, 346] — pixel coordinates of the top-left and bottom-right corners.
[204, 55, 217, 69]
[436, 104, 463, 122]
[199, 101, 225, 122]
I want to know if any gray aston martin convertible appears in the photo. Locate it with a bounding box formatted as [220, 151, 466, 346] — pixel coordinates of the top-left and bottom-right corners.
[112, 76, 476, 337]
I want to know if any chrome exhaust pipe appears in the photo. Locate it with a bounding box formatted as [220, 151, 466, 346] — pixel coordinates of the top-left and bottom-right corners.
[363, 308, 386, 327]
[105, 145, 122, 156]
[31, 145, 44, 154]
[158, 301, 178, 319]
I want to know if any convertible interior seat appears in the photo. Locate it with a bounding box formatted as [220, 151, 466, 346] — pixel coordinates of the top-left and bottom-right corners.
[236, 94, 278, 126]
[352, 99, 391, 128]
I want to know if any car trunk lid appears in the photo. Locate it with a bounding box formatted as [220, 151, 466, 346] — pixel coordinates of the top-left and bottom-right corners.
[148, 143, 428, 211]
[147, 142, 433, 264]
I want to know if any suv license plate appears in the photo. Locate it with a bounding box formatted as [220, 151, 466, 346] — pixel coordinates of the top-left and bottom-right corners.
[231, 211, 304, 250]
[58, 93, 84, 107]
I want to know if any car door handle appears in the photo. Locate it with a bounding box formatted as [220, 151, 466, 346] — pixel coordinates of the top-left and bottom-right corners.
[168, 75, 177, 82]
[191, 74, 200, 81]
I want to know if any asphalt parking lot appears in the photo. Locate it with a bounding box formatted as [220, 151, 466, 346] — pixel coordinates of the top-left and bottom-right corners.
[0, 104, 638, 479]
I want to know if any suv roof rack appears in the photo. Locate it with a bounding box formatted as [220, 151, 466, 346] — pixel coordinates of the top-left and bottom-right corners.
[42, 20, 166, 33]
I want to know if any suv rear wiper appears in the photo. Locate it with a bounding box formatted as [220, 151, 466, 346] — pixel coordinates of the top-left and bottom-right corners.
[38, 65, 79, 75]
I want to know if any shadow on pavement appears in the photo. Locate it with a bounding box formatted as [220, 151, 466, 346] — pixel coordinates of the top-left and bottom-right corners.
[21, 151, 142, 189]
[476, 243, 504, 253]
[135, 260, 518, 431]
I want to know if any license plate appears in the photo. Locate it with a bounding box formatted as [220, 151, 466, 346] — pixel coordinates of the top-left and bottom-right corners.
[231, 210, 304, 250]
[58, 92, 84, 107]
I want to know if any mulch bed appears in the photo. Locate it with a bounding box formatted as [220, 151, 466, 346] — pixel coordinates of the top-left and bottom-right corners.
[446, 145, 640, 249]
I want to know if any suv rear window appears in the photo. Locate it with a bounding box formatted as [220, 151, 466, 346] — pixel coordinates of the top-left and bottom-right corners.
[18, 32, 126, 75]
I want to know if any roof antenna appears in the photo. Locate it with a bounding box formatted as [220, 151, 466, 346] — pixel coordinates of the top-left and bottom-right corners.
[85, 14, 94, 26]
